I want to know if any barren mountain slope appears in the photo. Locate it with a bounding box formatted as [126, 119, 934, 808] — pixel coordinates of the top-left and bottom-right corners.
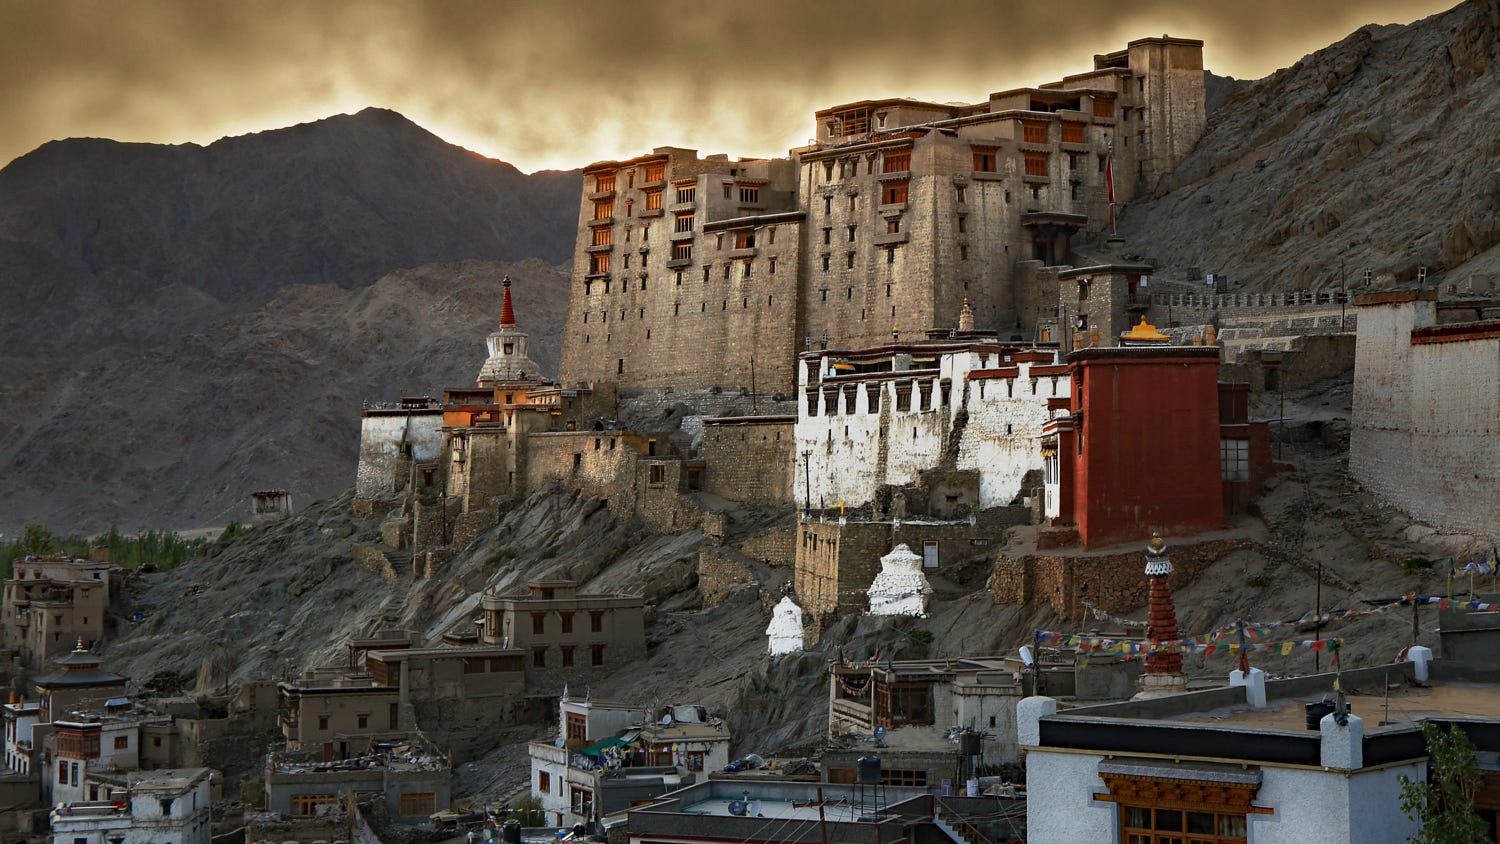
[0, 108, 580, 532]
[1121, 0, 1500, 290]
[0, 259, 567, 533]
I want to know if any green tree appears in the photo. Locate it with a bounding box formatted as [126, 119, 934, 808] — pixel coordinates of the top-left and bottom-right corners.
[16, 524, 58, 555]
[1401, 721, 1489, 844]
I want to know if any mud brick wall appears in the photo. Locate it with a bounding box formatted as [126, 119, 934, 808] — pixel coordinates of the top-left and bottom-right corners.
[741, 528, 796, 567]
[697, 548, 754, 608]
[989, 537, 1253, 620]
[699, 419, 795, 507]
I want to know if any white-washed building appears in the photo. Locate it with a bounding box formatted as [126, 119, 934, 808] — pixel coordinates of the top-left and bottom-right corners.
[50, 768, 213, 844]
[794, 339, 1068, 514]
[529, 696, 730, 829]
[3, 701, 41, 775]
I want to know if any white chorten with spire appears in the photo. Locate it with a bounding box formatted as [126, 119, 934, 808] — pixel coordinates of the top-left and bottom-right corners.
[867, 544, 934, 616]
[477, 275, 542, 385]
[766, 596, 805, 657]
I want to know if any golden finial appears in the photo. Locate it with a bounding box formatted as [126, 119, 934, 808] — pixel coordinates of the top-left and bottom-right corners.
[1149, 533, 1166, 553]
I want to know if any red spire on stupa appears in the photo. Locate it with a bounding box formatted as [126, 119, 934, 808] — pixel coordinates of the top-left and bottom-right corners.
[499, 275, 516, 327]
[1144, 533, 1183, 676]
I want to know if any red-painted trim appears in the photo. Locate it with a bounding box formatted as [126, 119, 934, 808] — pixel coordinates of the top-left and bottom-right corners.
[1410, 321, 1500, 345]
[968, 367, 1020, 380]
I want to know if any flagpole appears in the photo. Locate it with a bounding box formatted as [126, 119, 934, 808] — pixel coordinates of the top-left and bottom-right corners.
[1106, 141, 1117, 236]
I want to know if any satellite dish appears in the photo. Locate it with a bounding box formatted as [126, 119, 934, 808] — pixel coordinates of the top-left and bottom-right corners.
[1019, 645, 1035, 666]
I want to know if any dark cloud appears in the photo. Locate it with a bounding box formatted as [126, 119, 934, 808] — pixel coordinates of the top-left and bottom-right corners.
[0, 0, 1457, 171]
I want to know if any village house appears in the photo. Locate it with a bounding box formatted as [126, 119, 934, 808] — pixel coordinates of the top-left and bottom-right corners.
[478, 579, 646, 690]
[529, 695, 730, 829]
[260, 733, 450, 822]
[3, 699, 41, 776]
[825, 652, 1139, 789]
[49, 767, 213, 844]
[2, 556, 113, 666]
[624, 779, 1025, 843]
[33, 644, 128, 724]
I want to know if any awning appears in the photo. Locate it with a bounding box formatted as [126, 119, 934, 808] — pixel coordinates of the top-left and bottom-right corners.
[1098, 759, 1262, 786]
[580, 736, 630, 757]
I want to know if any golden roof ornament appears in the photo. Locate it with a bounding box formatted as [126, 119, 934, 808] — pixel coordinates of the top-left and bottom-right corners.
[1120, 315, 1171, 344]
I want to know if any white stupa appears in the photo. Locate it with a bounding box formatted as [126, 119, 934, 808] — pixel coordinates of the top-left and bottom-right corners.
[867, 544, 934, 616]
[477, 275, 542, 385]
[765, 596, 805, 657]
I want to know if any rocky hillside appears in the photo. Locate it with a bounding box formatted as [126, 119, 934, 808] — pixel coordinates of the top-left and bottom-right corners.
[0, 109, 580, 532]
[0, 259, 567, 532]
[1122, 0, 1500, 290]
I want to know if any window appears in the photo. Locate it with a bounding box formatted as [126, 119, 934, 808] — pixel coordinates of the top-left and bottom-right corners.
[735, 231, 755, 249]
[960, 246, 969, 261]
[738, 186, 760, 204]
[1119, 805, 1247, 844]
[846, 253, 855, 269]
[318, 715, 329, 731]
[571, 786, 594, 819]
[674, 212, 694, 233]
[566, 712, 587, 742]
[672, 243, 692, 261]
[1061, 121, 1086, 144]
[58, 761, 66, 784]
[1022, 121, 1048, 143]
[723, 182, 732, 199]
[291, 795, 337, 817]
[886, 219, 900, 234]
[882, 181, 908, 204]
[881, 769, 928, 787]
[538, 771, 551, 794]
[723, 264, 731, 280]
[1220, 439, 1250, 482]
[560, 612, 573, 634]
[591, 227, 611, 247]
[822, 255, 831, 272]
[589, 253, 610, 274]
[882, 150, 910, 172]
[972, 149, 996, 172]
[650, 464, 666, 484]
[399, 792, 437, 817]
[590, 611, 604, 632]
[561, 646, 575, 667]
[676, 184, 696, 203]
[591, 643, 606, 666]
[1024, 152, 1048, 177]
[956, 185, 966, 203]
[876, 682, 931, 726]
[114, 735, 129, 750]
[592, 199, 613, 220]
[769, 257, 777, 274]
[824, 196, 832, 214]
[644, 189, 662, 211]
[357, 714, 368, 729]
[531, 612, 546, 635]
[1094, 98, 1113, 118]
[533, 647, 547, 668]
[644, 163, 665, 182]
[957, 216, 966, 233]
[594, 173, 615, 193]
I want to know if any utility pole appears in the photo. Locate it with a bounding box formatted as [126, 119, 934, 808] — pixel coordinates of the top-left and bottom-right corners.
[816, 785, 830, 844]
[1339, 262, 1348, 332]
[1314, 558, 1323, 672]
[750, 357, 758, 415]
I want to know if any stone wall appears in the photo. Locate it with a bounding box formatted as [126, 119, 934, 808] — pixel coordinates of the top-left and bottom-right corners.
[354, 411, 444, 501]
[989, 536, 1254, 619]
[1350, 295, 1500, 544]
[524, 431, 710, 535]
[696, 548, 755, 607]
[699, 418, 795, 507]
[740, 528, 796, 568]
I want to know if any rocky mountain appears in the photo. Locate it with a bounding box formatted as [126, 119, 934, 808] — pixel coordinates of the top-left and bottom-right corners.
[1122, 0, 1500, 291]
[0, 109, 580, 533]
[0, 259, 568, 533]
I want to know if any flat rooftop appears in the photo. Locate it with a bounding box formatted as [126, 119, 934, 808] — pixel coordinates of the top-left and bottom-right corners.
[1173, 682, 1500, 731]
[680, 797, 873, 823]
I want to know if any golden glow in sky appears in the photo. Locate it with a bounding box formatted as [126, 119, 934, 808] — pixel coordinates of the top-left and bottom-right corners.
[0, 0, 1461, 172]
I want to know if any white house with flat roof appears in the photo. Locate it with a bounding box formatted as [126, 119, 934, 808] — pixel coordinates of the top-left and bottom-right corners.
[1016, 652, 1500, 844]
[50, 767, 213, 844]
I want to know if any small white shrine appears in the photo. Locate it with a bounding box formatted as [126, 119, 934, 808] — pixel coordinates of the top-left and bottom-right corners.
[765, 596, 805, 657]
[867, 544, 934, 617]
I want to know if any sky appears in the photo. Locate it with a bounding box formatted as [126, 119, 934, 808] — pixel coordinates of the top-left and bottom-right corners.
[0, 0, 1459, 173]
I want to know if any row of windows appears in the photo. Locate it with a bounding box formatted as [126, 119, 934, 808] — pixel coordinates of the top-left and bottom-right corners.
[532, 643, 607, 668]
[529, 610, 608, 635]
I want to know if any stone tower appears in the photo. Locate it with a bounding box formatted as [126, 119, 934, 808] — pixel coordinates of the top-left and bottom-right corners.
[478, 276, 541, 386]
[1138, 532, 1187, 697]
